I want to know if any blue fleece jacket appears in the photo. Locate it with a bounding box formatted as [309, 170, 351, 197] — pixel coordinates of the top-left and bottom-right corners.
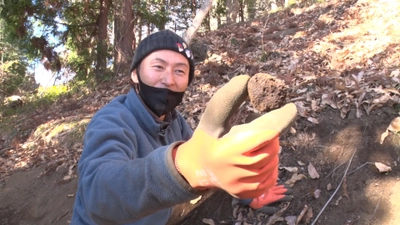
[71, 88, 204, 225]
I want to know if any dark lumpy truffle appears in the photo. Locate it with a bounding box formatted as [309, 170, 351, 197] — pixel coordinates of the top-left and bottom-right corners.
[247, 73, 288, 112]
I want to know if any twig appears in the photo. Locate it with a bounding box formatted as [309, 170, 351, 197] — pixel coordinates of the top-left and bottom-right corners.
[233, 105, 246, 126]
[323, 161, 346, 181]
[0, 146, 14, 154]
[372, 188, 384, 220]
[287, 96, 306, 102]
[229, 66, 243, 76]
[311, 148, 357, 225]
[347, 162, 373, 176]
[296, 205, 309, 225]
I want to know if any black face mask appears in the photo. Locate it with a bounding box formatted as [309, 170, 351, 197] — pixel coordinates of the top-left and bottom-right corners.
[136, 71, 185, 117]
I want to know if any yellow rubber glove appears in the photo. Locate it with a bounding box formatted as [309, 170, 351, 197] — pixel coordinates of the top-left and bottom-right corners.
[175, 75, 297, 199]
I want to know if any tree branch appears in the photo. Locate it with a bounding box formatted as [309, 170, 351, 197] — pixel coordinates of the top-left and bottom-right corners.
[183, 0, 214, 45]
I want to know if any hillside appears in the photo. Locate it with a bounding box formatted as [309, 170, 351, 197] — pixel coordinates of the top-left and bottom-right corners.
[1, 0, 400, 224]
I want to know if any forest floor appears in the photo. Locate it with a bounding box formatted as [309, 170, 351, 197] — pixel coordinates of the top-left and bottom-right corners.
[1, 0, 400, 224]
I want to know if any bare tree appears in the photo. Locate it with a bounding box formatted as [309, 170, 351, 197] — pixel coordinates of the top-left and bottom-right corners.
[226, 0, 239, 24]
[183, 0, 214, 45]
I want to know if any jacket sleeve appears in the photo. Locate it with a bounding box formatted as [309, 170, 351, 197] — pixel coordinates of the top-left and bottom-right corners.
[76, 107, 203, 224]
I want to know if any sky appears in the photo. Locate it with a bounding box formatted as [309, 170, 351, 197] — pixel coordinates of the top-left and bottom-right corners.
[31, 17, 69, 87]
[34, 62, 56, 87]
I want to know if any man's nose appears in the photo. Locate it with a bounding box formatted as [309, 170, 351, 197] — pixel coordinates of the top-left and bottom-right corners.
[161, 68, 175, 87]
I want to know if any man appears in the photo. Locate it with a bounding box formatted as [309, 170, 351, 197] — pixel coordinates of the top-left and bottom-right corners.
[71, 30, 294, 225]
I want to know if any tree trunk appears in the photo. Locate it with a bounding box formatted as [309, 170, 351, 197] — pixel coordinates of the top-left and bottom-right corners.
[271, 0, 278, 11]
[239, 0, 244, 22]
[114, 0, 134, 76]
[204, 13, 211, 31]
[226, 0, 238, 24]
[95, 0, 111, 82]
[183, 0, 214, 45]
[191, 0, 197, 17]
[247, 0, 256, 20]
[158, 3, 167, 30]
[138, 17, 142, 42]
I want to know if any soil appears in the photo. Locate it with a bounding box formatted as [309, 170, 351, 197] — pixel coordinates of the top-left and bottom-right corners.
[248, 73, 288, 112]
[166, 106, 400, 225]
[1, 106, 400, 225]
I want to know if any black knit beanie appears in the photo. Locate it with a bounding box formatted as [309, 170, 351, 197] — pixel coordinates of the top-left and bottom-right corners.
[130, 30, 195, 84]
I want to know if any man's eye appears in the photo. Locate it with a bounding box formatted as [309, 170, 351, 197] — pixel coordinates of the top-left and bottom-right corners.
[153, 65, 163, 69]
[175, 70, 186, 75]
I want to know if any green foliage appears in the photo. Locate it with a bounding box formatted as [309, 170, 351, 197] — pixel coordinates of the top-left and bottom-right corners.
[214, 0, 227, 16]
[0, 77, 92, 119]
[260, 52, 268, 62]
[0, 15, 31, 96]
[65, 47, 94, 81]
[37, 85, 69, 102]
[32, 79, 92, 106]
[63, 1, 99, 81]
[0, 0, 218, 91]
[137, 1, 171, 30]
[0, 60, 28, 94]
[230, 38, 238, 46]
[0, 0, 58, 59]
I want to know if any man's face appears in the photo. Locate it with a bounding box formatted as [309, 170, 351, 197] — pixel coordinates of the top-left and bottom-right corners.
[131, 50, 190, 92]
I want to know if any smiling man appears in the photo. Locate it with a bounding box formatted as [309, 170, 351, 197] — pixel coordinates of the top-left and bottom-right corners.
[71, 30, 287, 225]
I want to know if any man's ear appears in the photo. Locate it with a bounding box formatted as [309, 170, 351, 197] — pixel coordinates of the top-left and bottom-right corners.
[131, 70, 139, 83]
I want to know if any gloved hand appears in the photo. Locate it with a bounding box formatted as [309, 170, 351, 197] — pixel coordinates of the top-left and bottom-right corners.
[174, 75, 297, 199]
[248, 183, 293, 214]
[242, 112, 294, 213]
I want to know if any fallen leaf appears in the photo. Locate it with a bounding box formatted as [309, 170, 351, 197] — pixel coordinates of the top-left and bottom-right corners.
[363, 103, 377, 115]
[296, 160, 306, 166]
[296, 205, 309, 225]
[372, 93, 391, 104]
[308, 163, 320, 179]
[232, 204, 239, 217]
[380, 130, 389, 144]
[327, 183, 332, 191]
[307, 117, 320, 124]
[335, 195, 343, 205]
[311, 99, 318, 111]
[374, 162, 392, 172]
[355, 102, 362, 118]
[380, 117, 400, 144]
[342, 177, 349, 198]
[304, 207, 313, 223]
[290, 127, 297, 134]
[235, 211, 243, 225]
[285, 215, 297, 225]
[390, 69, 400, 77]
[285, 173, 307, 187]
[202, 218, 215, 225]
[280, 166, 299, 173]
[313, 189, 321, 199]
[266, 204, 289, 225]
[387, 117, 400, 132]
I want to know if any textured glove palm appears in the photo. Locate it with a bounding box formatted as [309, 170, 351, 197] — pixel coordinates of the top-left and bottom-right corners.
[175, 75, 297, 199]
[176, 125, 280, 199]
